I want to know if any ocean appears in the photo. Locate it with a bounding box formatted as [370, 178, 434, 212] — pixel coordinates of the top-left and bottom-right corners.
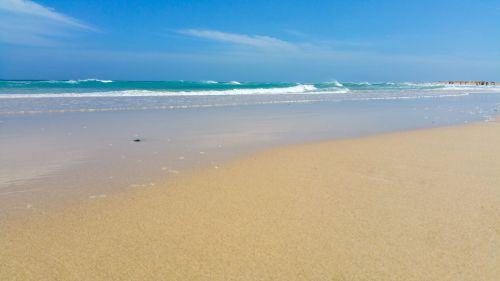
[1, 80, 499, 114]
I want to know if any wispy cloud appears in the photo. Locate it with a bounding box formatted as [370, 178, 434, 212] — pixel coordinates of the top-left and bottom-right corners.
[172, 27, 500, 77]
[0, 0, 92, 29]
[0, 0, 95, 46]
[177, 29, 296, 50]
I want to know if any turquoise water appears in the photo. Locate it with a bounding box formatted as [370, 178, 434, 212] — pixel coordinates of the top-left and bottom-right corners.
[1, 80, 499, 114]
[0, 80, 480, 96]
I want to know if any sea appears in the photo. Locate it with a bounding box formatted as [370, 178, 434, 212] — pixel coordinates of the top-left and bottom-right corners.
[1, 80, 499, 114]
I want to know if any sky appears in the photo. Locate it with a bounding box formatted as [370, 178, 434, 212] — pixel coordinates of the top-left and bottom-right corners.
[0, 0, 499, 82]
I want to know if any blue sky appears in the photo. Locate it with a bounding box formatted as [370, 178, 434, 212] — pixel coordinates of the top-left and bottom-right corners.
[0, 0, 499, 81]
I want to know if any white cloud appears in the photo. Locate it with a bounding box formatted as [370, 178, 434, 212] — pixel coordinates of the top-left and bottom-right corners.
[0, 0, 95, 45]
[0, 0, 92, 29]
[178, 29, 296, 50]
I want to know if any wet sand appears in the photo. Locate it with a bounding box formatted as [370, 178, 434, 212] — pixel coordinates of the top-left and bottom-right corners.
[1, 120, 500, 280]
[2, 93, 499, 220]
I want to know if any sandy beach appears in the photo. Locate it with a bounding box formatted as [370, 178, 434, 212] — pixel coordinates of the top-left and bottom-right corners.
[3, 0, 500, 280]
[1, 120, 499, 280]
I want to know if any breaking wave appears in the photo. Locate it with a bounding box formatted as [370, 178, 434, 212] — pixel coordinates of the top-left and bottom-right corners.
[47, 79, 114, 84]
[0, 84, 329, 99]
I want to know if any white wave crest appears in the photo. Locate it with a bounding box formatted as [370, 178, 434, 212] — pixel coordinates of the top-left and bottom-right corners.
[0, 85, 321, 99]
[45, 79, 113, 84]
[78, 79, 113, 83]
[322, 80, 344, 87]
[332, 81, 343, 87]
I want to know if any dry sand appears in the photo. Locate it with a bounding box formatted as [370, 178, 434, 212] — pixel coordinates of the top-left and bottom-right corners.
[1, 121, 500, 280]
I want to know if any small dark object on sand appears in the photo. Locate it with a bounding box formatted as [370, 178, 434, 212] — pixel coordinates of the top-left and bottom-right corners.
[133, 138, 142, 142]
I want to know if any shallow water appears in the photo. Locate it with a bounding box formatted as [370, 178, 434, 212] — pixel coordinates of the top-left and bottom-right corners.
[1, 82, 500, 219]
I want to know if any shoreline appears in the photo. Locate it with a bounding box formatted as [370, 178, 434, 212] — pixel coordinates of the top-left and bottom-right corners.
[0, 113, 493, 222]
[1, 118, 499, 280]
[437, 80, 498, 86]
[3, 95, 497, 221]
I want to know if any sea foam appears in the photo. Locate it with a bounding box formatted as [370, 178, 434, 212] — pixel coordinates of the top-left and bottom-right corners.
[0, 84, 322, 99]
